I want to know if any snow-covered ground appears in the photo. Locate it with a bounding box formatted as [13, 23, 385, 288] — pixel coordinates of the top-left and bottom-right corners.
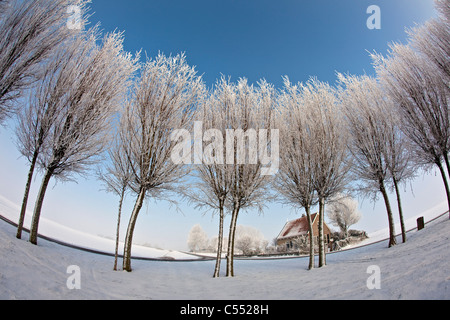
[0, 194, 449, 300]
[0, 195, 196, 261]
[357, 201, 450, 247]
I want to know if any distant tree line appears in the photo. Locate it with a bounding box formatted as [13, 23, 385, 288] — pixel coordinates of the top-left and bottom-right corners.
[187, 224, 268, 256]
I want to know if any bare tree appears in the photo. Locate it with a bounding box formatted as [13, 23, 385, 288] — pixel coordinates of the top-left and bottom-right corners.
[435, 0, 450, 18]
[383, 100, 416, 243]
[97, 117, 134, 271]
[234, 225, 266, 256]
[27, 30, 138, 245]
[275, 77, 318, 270]
[276, 77, 350, 267]
[185, 167, 230, 276]
[340, 73, 415, 244]
[326, 194, 361, 238]
[222, 78, 277, 277]
[306, 79, 351, 267]
[0, 0, 90, 124]
[14, 38, 86, 239]
[121, 53, 205, 272]
[373, 42, 450, 217]
[183, 85, 233, 278]
[339, 73, 398, 247]
[187, 224, 209, 252]
[408, 0, 450, 84]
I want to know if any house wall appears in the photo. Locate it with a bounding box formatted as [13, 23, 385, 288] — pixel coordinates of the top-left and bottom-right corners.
[276, 218, 333, 253]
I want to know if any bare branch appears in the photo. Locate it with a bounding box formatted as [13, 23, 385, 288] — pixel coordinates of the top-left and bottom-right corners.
[0, 0, 91, 123]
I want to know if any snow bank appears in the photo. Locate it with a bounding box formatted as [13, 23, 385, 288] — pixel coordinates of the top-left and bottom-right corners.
[0, 195, 197, 260]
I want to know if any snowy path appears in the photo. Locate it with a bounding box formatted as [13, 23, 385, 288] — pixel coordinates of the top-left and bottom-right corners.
[1, 213, 449, 300]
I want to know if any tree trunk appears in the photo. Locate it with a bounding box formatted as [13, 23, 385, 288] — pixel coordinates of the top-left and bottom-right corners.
[318, 197, 326, 267]
[29, 167, 54, 245]
[226, 205, 239, 277]
[443, 152, 450, 184]
[113, 187, 126, 271]
[213, 203, 224, 278]
[379, 179, 397, 248]
[437, 159, 450, 218]
[123, 187, 146, 272]
[392, 176, 406, 243]
[305, 205, 315, 270]
[344, 223, 349, 239]
[17, 151, 39, 239]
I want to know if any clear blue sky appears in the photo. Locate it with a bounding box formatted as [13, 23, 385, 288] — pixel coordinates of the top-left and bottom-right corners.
[88, 0, 436, 88]
[0, 0, 445, 251]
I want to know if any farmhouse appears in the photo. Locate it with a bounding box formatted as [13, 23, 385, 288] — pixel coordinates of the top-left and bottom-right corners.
[276, 213, 333, 253]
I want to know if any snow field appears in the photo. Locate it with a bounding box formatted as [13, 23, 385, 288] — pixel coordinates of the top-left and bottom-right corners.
[0, 194, 196, 260]
[0, 211, 449, 300]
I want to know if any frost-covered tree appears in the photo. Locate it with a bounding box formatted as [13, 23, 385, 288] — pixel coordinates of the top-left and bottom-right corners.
[326, 194, 361, 238]
[97, 116, 134, 271]
[408, 0, 450, 84]
[275, 77, 318, 270]
[339, 74, 399, 247]
[276, 77, 350, 267]
[121, 53, 205, 272]
[373, 42, 450, 217]
[339, 73, 415, 244]
[210, 235, 228, 253]
[14, 35, 86, 239]
[235, 225, 266, 256]
[26, 30, 138, 245]
[0, 0, 90, 124]
[372, 4, 450, 217]
[183, 83, 233, 277]
[223, 78, 277, 277]
[307, 79, 351, 267]
[187, 224, 209, 252]
[383, 101, 416, 243]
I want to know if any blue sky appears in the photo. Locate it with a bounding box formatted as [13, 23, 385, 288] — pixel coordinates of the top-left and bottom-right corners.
[0, 0, 445, 251]
[88, 0, 436, 88]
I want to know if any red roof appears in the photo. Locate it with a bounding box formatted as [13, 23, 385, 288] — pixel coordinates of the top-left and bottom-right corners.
[277, 213, 318, 240]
